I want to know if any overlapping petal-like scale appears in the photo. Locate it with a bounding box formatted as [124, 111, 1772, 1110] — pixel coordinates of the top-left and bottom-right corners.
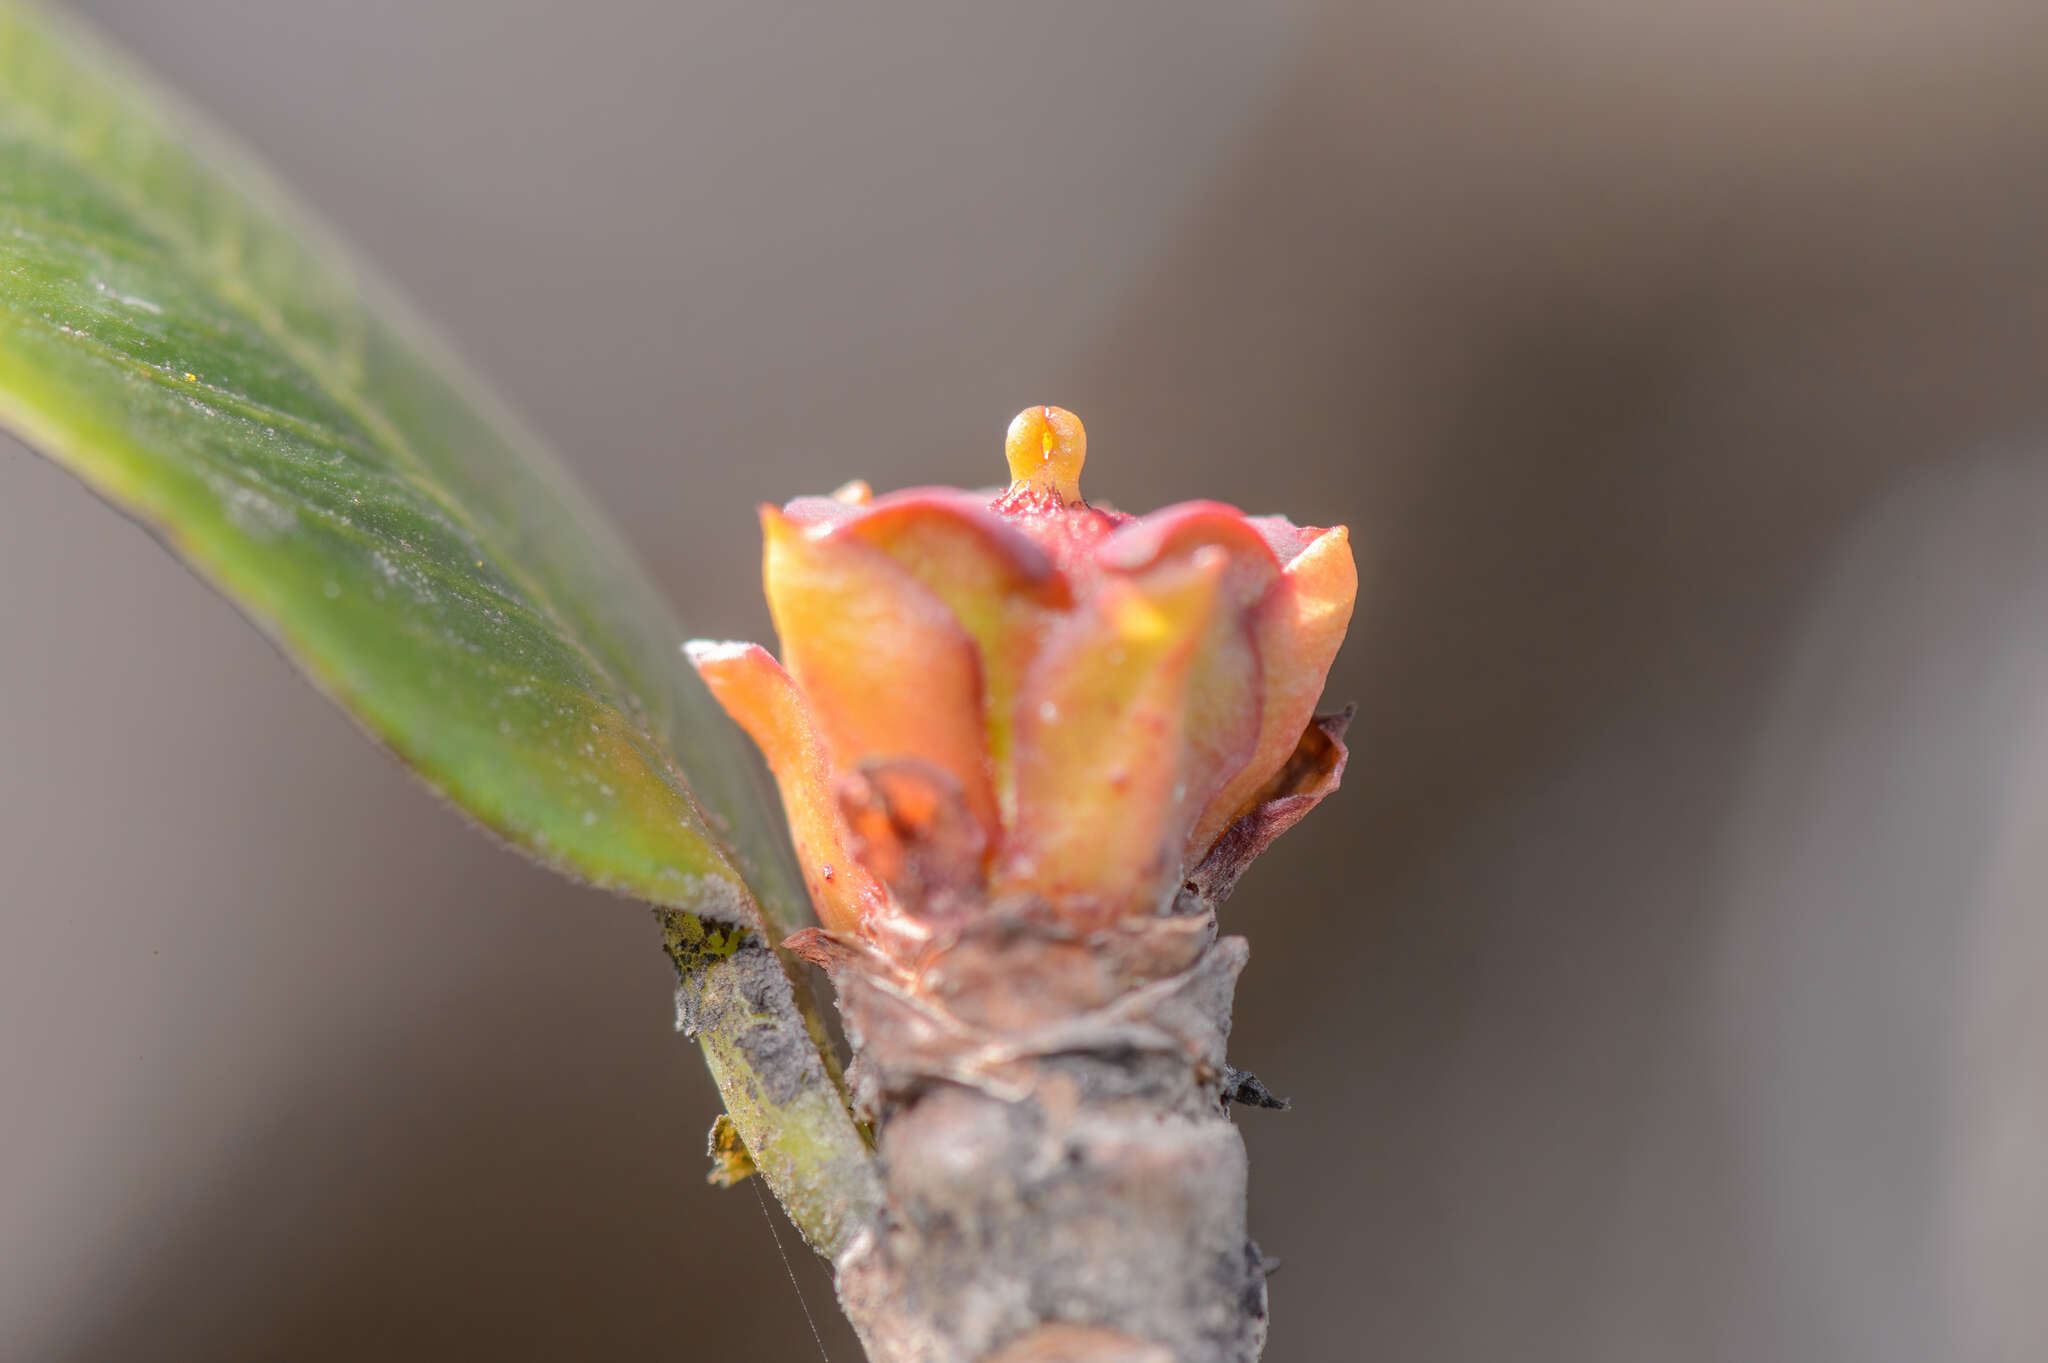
[1189, 524, 1357, 853]
[761, 506, 1000, 842]
[1100, 500, 1283, 609]
[781, 478, 875, 528]
[1243, 513, 1323, 569]
[1175, 615, 1263, 859]
[839, 492, 1071, 817]
[998, 549, 1228, 923]
[1101, 503, 1281, 858]
[683, 640, 884, 934]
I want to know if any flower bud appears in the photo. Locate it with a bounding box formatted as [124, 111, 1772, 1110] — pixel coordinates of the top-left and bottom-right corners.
[688, 407, 1355, 957]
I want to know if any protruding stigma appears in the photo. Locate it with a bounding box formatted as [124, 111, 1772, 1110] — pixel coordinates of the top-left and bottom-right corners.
[1004, 406, 1087, 504]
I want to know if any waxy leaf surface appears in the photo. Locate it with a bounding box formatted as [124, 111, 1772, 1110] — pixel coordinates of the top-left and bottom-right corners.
[0, 6, 804, 927]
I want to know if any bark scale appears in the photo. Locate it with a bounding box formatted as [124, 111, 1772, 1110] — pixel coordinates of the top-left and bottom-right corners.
[802, 911, 1272, 1363]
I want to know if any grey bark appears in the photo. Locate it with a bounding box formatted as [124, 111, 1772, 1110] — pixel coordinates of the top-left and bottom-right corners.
[815, 915, 1271, 1363]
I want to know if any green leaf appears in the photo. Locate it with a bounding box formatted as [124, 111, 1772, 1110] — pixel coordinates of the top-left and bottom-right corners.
[0, 4, 809, 931]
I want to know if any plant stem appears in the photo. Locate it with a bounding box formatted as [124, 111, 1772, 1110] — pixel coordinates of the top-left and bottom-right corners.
[811, 917, 1273, 1362]
[660, 910, 881, 1258]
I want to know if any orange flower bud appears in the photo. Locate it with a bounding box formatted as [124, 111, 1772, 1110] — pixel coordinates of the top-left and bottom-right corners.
[687, 407, 1355, 956]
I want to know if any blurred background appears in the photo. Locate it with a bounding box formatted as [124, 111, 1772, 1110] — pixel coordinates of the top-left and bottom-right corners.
[5, 1, 2048, 1358]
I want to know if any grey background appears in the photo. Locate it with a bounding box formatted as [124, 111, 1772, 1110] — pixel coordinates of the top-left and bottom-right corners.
[6, 2, 2048, 1359]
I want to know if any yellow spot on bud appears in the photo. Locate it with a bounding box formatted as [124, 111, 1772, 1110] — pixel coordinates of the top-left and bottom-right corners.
[1111, 591, 1173, 644]
[1004, 405, 1087, 504]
